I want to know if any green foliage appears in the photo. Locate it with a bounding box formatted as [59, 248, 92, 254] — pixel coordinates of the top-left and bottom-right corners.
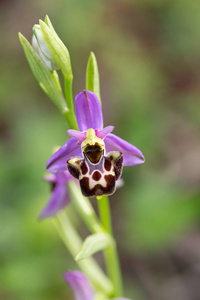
[86, 52, 101, 103]
[75, 233, 113, 261]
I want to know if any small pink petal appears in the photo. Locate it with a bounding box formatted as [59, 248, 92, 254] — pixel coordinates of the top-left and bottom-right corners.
[67, 129, 86, 142]
[96, 126, 114, 139]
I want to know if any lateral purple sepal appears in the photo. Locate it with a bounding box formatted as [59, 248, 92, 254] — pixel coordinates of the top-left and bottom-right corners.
[104, 133, 144, 166]
[40, 172, 72, 218]
[46, 138, 83, 172]
[75, 90, 103, 131]
[64, 271, 94, 300]
[39, 183, 69, 218]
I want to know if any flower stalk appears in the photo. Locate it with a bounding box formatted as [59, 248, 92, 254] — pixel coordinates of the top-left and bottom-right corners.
[53, 211, 114, 296]
[97, 195, 123, 297]
[63, 78, 79, 130]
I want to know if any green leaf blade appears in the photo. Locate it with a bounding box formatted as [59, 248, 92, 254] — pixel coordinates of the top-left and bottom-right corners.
[75, 233, 114, 261]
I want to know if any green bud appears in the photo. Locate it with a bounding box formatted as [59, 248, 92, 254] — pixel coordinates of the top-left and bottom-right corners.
[39, 16, 72, 80]
[19, 33, 68, 114]
[32, 24, 59, 71]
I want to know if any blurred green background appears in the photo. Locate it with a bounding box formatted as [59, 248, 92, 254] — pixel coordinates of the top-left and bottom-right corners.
[1, 0, 200, 299]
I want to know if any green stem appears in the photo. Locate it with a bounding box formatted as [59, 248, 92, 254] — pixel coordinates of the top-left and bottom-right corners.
[97, 195, 123, 297]
[62, 76, 79, 130]
[68, 181, 104, 233]
[63, 109, 78, 130]
[64, 77, 74, 111]
[53, 211, 114, 296]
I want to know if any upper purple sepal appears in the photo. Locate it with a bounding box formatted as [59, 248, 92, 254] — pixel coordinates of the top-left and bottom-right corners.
[75, 90, 103, 131]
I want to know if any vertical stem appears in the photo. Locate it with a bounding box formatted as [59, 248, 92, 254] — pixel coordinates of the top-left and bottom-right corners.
[97, 195, 112, 234]
[97, 195, 123, 297]
[63, 77, 79, 130]
[53, 211, 114, 296]
[63, 109, 78, 130]
[64, 77, 74, 111]
[68, 181, 104, 233]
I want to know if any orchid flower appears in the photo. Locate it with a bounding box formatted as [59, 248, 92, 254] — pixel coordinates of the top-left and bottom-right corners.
[39, 171, 74, 218]
[64, 271, 131, 300]
[47, 90, 144, 197]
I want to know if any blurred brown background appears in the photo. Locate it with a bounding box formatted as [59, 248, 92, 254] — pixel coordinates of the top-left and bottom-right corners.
[0, 0, 200, 299]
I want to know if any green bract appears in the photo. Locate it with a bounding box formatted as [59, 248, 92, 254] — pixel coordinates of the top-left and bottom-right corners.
[75, 233, 114, 261]
[18, 33, 68, 114]
[86, 52, 101, 103]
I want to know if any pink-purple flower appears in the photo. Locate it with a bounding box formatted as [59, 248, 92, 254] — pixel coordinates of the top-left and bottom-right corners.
[46, 90, 144, 197]
[64, 270, 131, 300]
[39, 171, 74, 218]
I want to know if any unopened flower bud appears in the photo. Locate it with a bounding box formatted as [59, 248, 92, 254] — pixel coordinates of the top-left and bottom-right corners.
[32, 24, 59, 71]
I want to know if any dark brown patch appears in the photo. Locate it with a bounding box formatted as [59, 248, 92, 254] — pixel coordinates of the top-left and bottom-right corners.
[80, 177, 90, 196]
[67, 163, 80, 179]
[92, 171, 102, 181]
[104, 174, 115, 187]
[50, 182, 56, 191]
[104, 158, 112, 171]
[114, 153, 123, 180]
[80, 161, 88, 175]
[80, 175, 116, 197]
[84, 143, 103, 163]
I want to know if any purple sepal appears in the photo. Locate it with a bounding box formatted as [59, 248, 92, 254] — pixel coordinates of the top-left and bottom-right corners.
[40, 172, 72, 218]
[46, 138, 83, 173]
[64, 271, 94, 300]
[39, 183, 69, 218]
[75, 90, 103, 131]
[104, 133, 144, 166]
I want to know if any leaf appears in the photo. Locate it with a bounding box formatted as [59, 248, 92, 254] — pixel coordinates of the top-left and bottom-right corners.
[86, 52, 101, 103]
[18, 33, 68, 114]
[75, 233, 113, 261]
